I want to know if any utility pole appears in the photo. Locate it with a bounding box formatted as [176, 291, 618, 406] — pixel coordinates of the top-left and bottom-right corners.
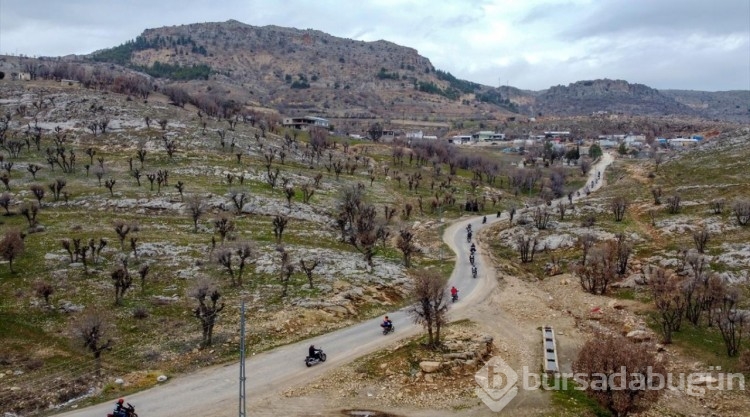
[239, 301, 246, 417]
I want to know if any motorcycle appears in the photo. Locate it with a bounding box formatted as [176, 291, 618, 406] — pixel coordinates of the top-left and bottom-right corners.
[108, 403, 138, 417]
[305, 348, 327, 367]
[470, 244, 476, 254]
[469, 254, 475, 265]
[451, 292, 459, 303]
[382, 323, 395, 335]
[466, 231, 472, 243]
[472, 267, 478, 279]
[482, 216, 487, 224]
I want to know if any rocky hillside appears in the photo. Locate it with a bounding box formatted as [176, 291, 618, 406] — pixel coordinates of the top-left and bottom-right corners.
[5, 20, 746, 129]
[661, 89, 750, 123]
[504, 79, 694, 118]
[84, 20, 517, 132]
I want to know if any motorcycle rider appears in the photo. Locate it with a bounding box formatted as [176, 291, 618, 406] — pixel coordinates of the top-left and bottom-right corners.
[381, 315, 393, 331]
[308, 344, 322, 361]
[470, 243, 476, 253]
[451, 286, 458, 301]
[114, 398, 135, 417]
[482, 215, 487, 224]
[472, 266, 477, 278]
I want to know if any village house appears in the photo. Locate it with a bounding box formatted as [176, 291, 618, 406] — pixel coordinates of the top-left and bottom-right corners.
[282, 115, 330, 130]
[450, 135, 472, 144]
[471, 131, 506, 142]
[669, 138, 700, 148]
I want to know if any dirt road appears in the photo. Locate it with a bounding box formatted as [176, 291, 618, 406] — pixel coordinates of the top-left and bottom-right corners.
[56, 154, 614, 417]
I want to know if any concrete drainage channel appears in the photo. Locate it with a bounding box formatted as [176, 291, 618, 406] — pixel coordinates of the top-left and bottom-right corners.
[341, 410, 402, 417]
[543, 325, 560, 374]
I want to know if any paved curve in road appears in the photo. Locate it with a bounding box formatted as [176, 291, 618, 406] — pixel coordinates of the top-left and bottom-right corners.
[57, 153, 613, 417]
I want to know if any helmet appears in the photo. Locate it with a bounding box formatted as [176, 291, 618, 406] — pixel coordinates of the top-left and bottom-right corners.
[117, 399, 124, 404]
[384, 316, 389, 320]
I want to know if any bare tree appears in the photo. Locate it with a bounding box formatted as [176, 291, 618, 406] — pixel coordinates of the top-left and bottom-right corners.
[213, 215, 235, 244]
[575, 242, 618, 295]
[666, 194, 681, 214]
[732, 199, 750, 226]
[532, 206, 551, 230]
[0, 228, 25, 273]
[692, 227, 710, 253]
[214, 247, 236, 285]
[272, 214, 288, 243]
[20, 201, 39, 227]
[138, 265, 150, 293]
[284, 186, 296, 208]
[682, 250, 710, 326]
[277, 246, 295, 297]
[104, 178, 116, 197]
[111, 257, 132, 305]
[0, 192, 12, 215]
[30, 184, 45, 205]
[577, 233, 597, 265]
[299, 258, 320, 289]
[113, 220, 136, 250]
[190, 279, 225, 348]
[229, 189, 247, 214]
[611, 196, 628, 222]
[648, 266, 685, 343]
[715, 287, 747, 356]
[574, 334, 666, 416]
[651, 187, 662, 205]
[26, 163, 41, 179]
[48, 178, 66, 201]
[408, 269, 449, 349]
[34, 280, 54, 307]
[579, 158, 592, 175]
[74, 312, 113, 375]
[185, 195, 206, 232]
[396, 227, 419, 267]
[615, 233, 632, 276]
[556, 201, 567, 221]
[175, 181, 185, 201]
[301, 182, 315, 203]
[234, 241, 254, 287]
[709, 198, 725, 214]
[515, 234, 538, 263]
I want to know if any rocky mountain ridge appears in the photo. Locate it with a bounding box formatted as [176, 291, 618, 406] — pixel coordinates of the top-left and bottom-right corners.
[2, 20, 747, 126]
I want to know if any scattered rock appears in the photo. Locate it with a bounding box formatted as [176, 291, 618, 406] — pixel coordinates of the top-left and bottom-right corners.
[419, 361, 442, 373]
[626, 330, 651, 342]
[157, 375, 168, 382]
[114, 378, 124, 385]
[58, 300, 84, 313]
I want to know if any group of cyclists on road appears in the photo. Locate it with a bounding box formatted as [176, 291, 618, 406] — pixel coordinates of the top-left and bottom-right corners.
[309, 218, 486, 364]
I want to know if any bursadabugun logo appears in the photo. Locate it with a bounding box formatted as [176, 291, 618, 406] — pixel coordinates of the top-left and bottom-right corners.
[474, 356, 518, 412]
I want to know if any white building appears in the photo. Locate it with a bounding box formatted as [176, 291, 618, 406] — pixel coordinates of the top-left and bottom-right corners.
[282, 116, 330, 130]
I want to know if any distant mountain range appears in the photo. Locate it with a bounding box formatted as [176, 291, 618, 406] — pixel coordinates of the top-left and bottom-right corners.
[4, 20, 748, 124]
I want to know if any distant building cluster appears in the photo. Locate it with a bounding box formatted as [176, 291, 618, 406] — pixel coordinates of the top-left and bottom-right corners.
[278, 113, 706, 155]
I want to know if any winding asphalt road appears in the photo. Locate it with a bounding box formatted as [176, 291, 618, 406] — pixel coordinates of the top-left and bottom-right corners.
[57, 153, 613, 417]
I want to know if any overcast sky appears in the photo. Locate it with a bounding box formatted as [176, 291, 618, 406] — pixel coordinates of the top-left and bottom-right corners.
[1, 0, 748, 91]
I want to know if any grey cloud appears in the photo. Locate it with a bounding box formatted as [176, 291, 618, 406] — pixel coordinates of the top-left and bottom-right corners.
[1, 0, 746, 91]
[517, 1, 582, 25]
[561, 0, 750, 39]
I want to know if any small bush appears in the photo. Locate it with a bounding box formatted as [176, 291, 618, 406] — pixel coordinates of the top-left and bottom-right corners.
[581, 214, 596, 227]
[132, 306, 149, 319]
